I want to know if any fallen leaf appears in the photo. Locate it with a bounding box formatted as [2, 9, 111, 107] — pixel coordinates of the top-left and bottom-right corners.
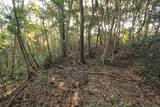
[71, 91, 79, 107]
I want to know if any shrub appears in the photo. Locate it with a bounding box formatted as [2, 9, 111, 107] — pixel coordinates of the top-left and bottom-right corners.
[101, 54, 113, 65]
[129, 35, 160, 81]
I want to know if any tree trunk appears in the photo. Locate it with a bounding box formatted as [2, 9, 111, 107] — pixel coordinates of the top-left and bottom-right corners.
[25, 38, 39, 68]
[42, 19, 52, 59]
[136, 0, 150, 37]
[11, 37, 16, 79]
[66, 0, 73, 54]
[12, 0, 35, 79]
[58, 1, 67, 57]
[79, 0, 85, 63]
[112, 0, 121, 60]
[88, 0, 98, 57]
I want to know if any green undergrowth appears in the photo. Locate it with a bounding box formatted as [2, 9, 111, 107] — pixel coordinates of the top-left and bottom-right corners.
[127, 35, 160, 82]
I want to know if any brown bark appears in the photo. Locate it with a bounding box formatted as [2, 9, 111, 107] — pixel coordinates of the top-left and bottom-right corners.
[88, 0, 98, 57]
[12, 0, 35, 79]
[66, 0, 73, 54]
[42, 19, 52, 59]
[58, 0, 67, 57]
[79, 0, 85, 63]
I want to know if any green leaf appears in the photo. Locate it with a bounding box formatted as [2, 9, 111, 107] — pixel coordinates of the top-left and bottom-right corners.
[51, 0, 64, 7]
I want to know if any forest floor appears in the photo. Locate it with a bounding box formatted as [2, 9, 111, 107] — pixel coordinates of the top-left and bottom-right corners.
[1, 56, 160, 107]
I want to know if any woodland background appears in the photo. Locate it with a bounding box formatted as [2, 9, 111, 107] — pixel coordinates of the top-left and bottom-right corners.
[0, 0, 160, 106]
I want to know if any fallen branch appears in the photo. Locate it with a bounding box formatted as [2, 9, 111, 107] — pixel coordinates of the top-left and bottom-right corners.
[55, 65, 156, 86]
[7, 77, 34, 107]
[55, 64, 111, 75]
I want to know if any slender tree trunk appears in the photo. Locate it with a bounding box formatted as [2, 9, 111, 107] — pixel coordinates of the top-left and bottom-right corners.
[5, 51, 8, 68]
[11, 37, 16, 78]
[154, 24, 160, 35]
[79, 0, 85, 63]
[66, 0, 73, 54]
[0, 69, 8, 97]
[12, 0, 35, 79]
[112, 0, 121, 60]
[88, 0, 98, 57]
[25, 38, 39, 68]
[42, 19, 52, 59]
[95, 24, 101, 55]
[136, 0, 150, 37]
[129, 10, 137, 41]
[103, 10, 116, 56]
[58, 1, 67, 57]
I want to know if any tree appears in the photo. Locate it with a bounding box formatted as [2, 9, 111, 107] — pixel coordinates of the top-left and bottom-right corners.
[11, 0, 35, 79]
[79, 0, 85, 63]
[58, 0, 67, 57]
[52, 0, 67, 57]
[87, 0, 98, 57]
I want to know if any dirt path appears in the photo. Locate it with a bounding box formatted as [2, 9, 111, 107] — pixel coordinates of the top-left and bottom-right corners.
[2, 58, 160, 107]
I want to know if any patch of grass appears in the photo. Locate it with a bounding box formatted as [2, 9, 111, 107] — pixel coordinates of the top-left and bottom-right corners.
[100, 54, 113, 66]
[152, 104, 159, 107]
[35, 72, 51, 84]
[86, 96, 132, 107]
[110, 95, 117, 105]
